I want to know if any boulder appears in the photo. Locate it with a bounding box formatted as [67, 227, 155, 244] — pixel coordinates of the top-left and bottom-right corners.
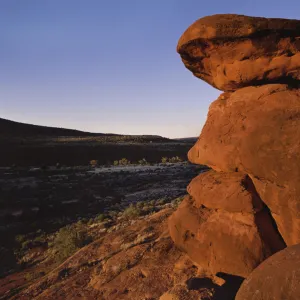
[188, 84, 300, 244]
[177, 14, 300, 91]
[169, 195, 266, 278]
[187, 171, 263, 213]
[188, 84, 300, 186]
[169, 172, 286, 278]
[236, 244, 300, 300]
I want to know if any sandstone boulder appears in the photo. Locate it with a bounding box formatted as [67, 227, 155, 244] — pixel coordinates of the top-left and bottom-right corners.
[188, 84, 300, 244]
[188, 84, 300, 185]
[169, 171, 286, 278]
[169, 195, 266, 278]
[177, 14, 300, 91]
[187, 171, 263, 213]
[236, 243, 300, 300]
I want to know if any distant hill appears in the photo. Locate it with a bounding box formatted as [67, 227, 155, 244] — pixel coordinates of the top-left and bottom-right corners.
[0, 117, 107, 137]
[0, 117, 195, 166]
[174, 137, 198, 143]
[0, 118, 168, 141]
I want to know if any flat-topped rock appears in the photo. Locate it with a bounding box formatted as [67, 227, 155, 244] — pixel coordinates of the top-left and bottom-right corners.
[177, 14, 300, 91]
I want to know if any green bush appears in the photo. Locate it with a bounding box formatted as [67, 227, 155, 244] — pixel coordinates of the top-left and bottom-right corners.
[123, 204, 143, 219]
[161, 157, 168, 164]
[119, 158, 130, 165]
[113, 160, 119, 166]
[52, 224, 91, 262]
[169, 156, 182, 163]
[94, 214, 106, 223]
[138, 158, 148, 165]
[172, 196, 185, 208]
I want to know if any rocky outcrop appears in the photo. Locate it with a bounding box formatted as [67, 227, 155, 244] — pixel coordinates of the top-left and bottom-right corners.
[170, 13, 300, 284]
[178, 14, 300, 91]
[188, 84, 300, 245]
[169, 172, 285, 278]
[236, 244, 300, 300]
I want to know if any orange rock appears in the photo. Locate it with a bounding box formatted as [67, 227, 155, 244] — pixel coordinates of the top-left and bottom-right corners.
[251, 176, 300, 246]
[169, 195, 266, 278]
[187, 171, 263, 213]
[189, 84, 300, 186]
[177, 14, 300, 91]
[236, 244, 300, 300]
[169, 170, 287, 277]
[188, 84, 300, 245]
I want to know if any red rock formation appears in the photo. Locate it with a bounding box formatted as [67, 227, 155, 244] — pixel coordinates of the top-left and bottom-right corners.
[177, 14, 300, 91]
[170, 14, 300, 282]
[187, 84, 300, 245]
[236, 244, 300, 300]
[169, 172, 285, 278]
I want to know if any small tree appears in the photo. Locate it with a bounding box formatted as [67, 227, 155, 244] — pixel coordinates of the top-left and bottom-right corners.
[52, 224, 91, 262]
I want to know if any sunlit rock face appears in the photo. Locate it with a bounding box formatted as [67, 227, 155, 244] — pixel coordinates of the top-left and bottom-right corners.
[170, 13, 300, 279]
[177, 14, 300, 91]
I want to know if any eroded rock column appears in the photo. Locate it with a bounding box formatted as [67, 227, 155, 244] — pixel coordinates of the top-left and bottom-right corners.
[169, 14, 300, 278]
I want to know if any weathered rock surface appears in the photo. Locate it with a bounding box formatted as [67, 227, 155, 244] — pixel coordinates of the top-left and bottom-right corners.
[169, 195, 264, 278]
[251, 177, 300, 246]
[177, 14, 300, 91]
[187, 84, 300, 244]
[172, 13, 300, 300]
[169, 171, 286, 278]
[188, 84, 300, 181]
[187, 171, 263, 213]
[236, 244, 300, 300]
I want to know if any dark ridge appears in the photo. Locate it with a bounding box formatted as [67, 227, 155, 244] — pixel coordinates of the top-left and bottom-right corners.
[0, 117, 170, 141]
[0, 117, 106, 137]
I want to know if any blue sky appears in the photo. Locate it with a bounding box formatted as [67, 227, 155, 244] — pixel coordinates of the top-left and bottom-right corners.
[1, 0, 300, 138]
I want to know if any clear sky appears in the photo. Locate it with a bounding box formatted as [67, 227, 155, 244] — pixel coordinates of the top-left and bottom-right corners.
[1, 0, 300, 138]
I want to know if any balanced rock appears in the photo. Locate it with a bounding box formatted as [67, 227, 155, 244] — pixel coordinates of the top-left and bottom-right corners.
[170, 13, 300, 299]
[236, 244, 300, 300]
[177, 14, 300, 91]
[168, 171, 286, 278]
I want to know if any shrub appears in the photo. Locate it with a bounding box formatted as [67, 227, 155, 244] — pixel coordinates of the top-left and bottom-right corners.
[15, 234, 26, 244]
[172, 196, 185, 208]
[113, 160, 119, 166]
[123, 204, 143, 219]
[52, 223, 91, 262]
[90, 160, 98, 167]
[94, 214, 106, 223]
[161, 157, 168, 164]
[119, 158, 130, 165]
[149, 200, 156, 206]
[138, 158, 148, 165]
[157, 198, 167, 205]
[169, 156, 182, 163]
